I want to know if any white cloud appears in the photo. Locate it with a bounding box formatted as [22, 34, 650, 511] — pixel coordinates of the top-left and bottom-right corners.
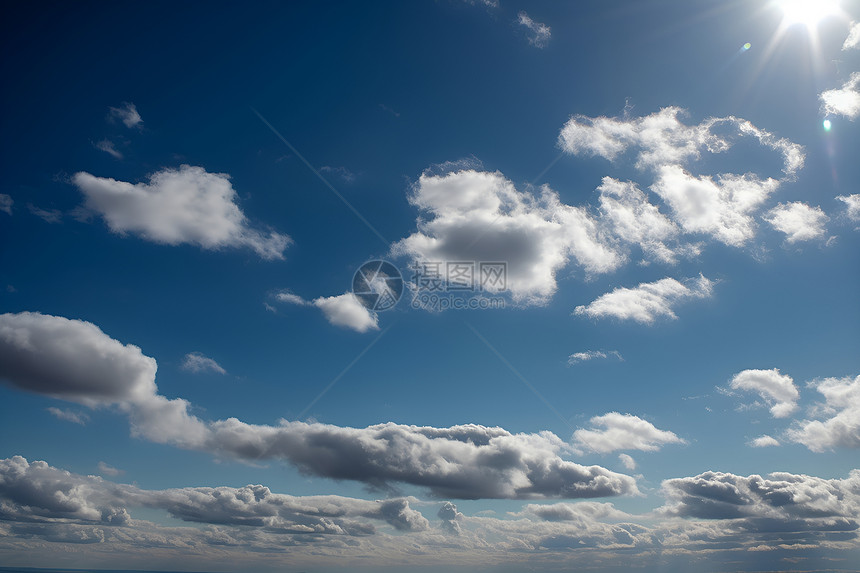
[763, 202, 829, 243]
[0, 194, 13, 215]
[618, 453, 637, 470]
[517, 12, 551, 48]
[46, 407, 89, 425]
[312, 293, 379, 333]
[729, 368, 799, 418]
[181, 352, 226, 375]
[109, 102, 142, 128]
[94, 139, 123, 159]
[574, 274, 713, 324]
[72, 165, 290, 259]
[393, 169, 622, 304]
[97, 461, 124, 477]
[274, 291, 310, 306]
[844, 21, 860, 49]
[572, 412, 686, 453]
[0, 312, 636, 499]
[787, 375, 860, 452]
[837, 194, 860, 222]
[820, 73, 860, 119]
[748, 435, 780, 448]
[567, 350, 623, 365]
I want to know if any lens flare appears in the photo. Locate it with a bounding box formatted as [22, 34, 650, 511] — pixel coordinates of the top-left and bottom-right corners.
[823, 119, 832, 131]
[742, 42, 752, 50]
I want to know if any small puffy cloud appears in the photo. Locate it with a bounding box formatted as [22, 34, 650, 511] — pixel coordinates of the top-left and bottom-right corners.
[574, 274, 713, 324]
[787, 375, 860, 452]
[72, 165, 290, 259]
[729, 368, 799, 418]
[46, 407, 89, 425]
[181, 352, 226, 375]
[312, 293, 379, 333]
[274, 291, 310, 306]
[109, 102, 142, 128]
[567, 350, 623, 365]
[749, 435, 780, 448]
[517, 12, 551, 48]
[28, 204, 63, 224]
[572, 412, 686, 453]
[94, 139, 122, 159]
[763, 202, 829, 243]
[394, 169, 622, 305]
[97, 462, 124, 477]
[837, 194, 860, 222]
[844, 21, 860, 49]
[618, 453, 637, 470]
[820, 73, 860, 119]
[0, 194, 12, 215]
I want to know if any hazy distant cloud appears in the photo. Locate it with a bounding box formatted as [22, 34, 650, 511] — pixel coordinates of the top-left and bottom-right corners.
[0, 312, 636, 500]
[618, 453, 637, 470]
[572, 412, 686, 454]
[312, 293, 379, 333]
[567, 350, 623, 365]
[0, 194, 13, 215]
[94, 139, 123, 159]
[748, 435, 780, 448]
[763, 202, 829, 243]
[72, 165, 291, 259]
[788, 375, 860, 452]
[109, 102, 142, 129]
[517, 12, 551, 48]
[27, 204, 62, 224]
[46, 407, 89, 425]
[181, 352, 226, 375]
[574, 274, 713, 324]
[394, 168, 622, 304]
[97, 461, 124, 477]
[729, 368, 799, 418]
[844, 22, 860, 49]
[319, 165, 356, 183]
[837, 194, 860, 222]
[821, 73, 860, 119]
[464, 0, 498, 8]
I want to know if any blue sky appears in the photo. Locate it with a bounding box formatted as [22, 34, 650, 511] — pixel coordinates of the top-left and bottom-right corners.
[1, 1, 860, 571]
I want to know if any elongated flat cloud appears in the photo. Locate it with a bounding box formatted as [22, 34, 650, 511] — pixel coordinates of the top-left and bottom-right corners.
[763, 202, 829, 243]
[312, 293, 379, 333]
[393, 169, 622, 304]
[567, 350, 623, 365]
[748, 435, 780, 448]
[729, 368, 799, 418]
[518, 12, 551, 48]
[181, 352, 226, 375]
[572, 412, 685, 453]
[574, 274, 713, 324]
[788, 375, 860, 452]
[821, 73, 860, 119]
[0, 312, 637, 500]
[72, 165, 290, 259]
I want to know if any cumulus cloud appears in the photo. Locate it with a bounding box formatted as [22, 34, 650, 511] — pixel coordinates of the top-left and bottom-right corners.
[109, 102, 142, 128]
[821, 73, 860, 119]
[572, 412, 685, 454]
[574, 274, 713, 324]
[788, 375, 860, 452]
[729, 368, 799, 418]
[517, 12, 551, 48]
[181, 352, 226, 375]
[393, 169, 622, 304]
[749, 435, 780, 448]
[46, 407, 89, 425]
[567, 350, 623, 365]
[72, 165, 290, 259]
[0, 312, 637, 500]
[94, 139, 123, 159]
[0, 194, 13, 215]
[438, 501, 464, 534]
[618, 453, 637, 470]
[312, 293, 379, 333]
[763, 202, 829, 243]
[837, 194, 860, 222]
[845, 21, 860, 50]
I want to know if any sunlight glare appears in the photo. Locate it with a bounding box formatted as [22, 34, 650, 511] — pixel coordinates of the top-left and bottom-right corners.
[779, 0, 839, 27]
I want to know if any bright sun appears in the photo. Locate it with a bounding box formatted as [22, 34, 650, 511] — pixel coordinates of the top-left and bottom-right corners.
[778, 0, 840, 27]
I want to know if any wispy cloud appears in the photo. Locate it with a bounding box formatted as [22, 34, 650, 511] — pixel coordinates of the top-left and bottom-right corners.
[27, 204, 63, 224]
[517, 12, 551, 48]
[46, 407, 89, 425]
[94, 139, 123, 159]
[843, 21, 860, 50]
[837, 194, 860, 222]
[567, 350, 623, 365]
[181, 352, 227, 375]
[0, 194, 12, 215]
[97, 461, 125, 476]
[108, 102, 143, 128]
[320, 165, 357, 183]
